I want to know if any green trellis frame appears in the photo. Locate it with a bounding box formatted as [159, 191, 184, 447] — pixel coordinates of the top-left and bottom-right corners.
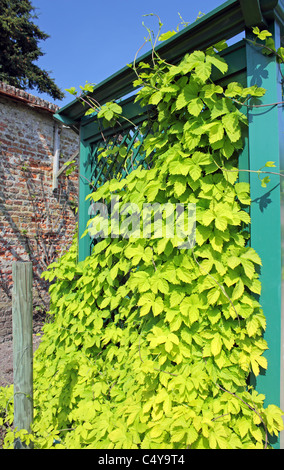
[54, 0, 284, 448]
[77, 96, 153, 259]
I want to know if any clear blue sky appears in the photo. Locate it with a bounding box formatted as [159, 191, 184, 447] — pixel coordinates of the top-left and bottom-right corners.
[30, 0, 236, 108]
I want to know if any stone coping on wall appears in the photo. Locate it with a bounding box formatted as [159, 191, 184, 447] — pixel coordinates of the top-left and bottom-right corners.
[0, 82, 60, 114]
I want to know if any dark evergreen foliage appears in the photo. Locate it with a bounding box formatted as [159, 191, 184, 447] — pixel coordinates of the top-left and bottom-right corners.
[0, 0, 64, 100]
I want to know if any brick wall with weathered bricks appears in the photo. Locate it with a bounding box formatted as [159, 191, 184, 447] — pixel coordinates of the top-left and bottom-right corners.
[0, 83, 79, 343]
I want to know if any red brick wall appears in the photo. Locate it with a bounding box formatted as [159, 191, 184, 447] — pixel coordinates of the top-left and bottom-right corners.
[0, 83, 79, 342]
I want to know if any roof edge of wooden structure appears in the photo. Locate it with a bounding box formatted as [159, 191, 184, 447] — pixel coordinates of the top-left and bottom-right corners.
[54, 0, 284, 127]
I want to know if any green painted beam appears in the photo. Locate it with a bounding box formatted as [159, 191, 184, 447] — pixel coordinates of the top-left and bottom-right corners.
[246, 21, 282, 448]
[239, 0, 266, 27]
[78, 129, 92, 262]
[260, 0, 284, 25]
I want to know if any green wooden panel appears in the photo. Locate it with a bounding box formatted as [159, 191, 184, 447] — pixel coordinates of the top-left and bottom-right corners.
[239, 0, 265, 27]
[78, 111, 153, 260]
[78, 132, 92, 262]
[280, 68, 284, 451]
[246, 21, 282, 448]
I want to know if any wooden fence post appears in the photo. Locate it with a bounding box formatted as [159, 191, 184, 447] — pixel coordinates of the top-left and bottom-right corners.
[12, 262, 33, 449]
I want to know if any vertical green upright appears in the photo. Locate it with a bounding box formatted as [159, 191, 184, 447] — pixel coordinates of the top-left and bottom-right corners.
[78, 126, 92, 262]
[12, 261, 33, 448]
[246, 21, 282, 448]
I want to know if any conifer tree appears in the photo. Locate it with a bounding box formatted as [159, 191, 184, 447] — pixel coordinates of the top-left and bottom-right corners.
[0, 0, 64, 100]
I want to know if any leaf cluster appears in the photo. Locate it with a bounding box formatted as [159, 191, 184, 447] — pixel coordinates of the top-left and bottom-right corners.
[1, 26, 283, 450]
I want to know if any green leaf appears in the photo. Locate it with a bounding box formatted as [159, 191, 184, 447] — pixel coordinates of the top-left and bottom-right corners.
[176, 82, 199, 110]
[246, 317, 259, 337]
[264, 161, 276, 167]
[174, 176, 187, 196]
[172, 429, 186, 443]
[187, 98, 204, 116]
[196, 225, 211, 245]
[238, 418, 250, 439]
[240, 258, 255, 279]
[221, 137, 235, 159]
[150, 425, 163, 439]
[207, 121, 224, 143]
[145, 181, 161, 201]
[232, 279, 244, 300]
[202, 83, 223, 98]
[170, 290, 185, 307]
[252, 27, 272, 41]
[138, 292, 155, 317]
[180, 295, 199, 324]
[188, 162, 202, 181]
[186, 426, 199, 445]
[110, 102, 122, 114]
[109, 428, 126, 443]
[261, 176, 270, 187]
[195, 61, 212, 82]
[235, 182, 251, 205]
[264, 405, 284, 434]
[211, 334, 222, 356]
[149, 91, 163, 105]
[222, 113, 241, 142]
[224, 82, 244, 98]
[159, 30, 177, 41]
[130, 271, 151, 292]
[206, 54, 228, 74]
[241, 247, 262, 265]
[152, 296, 164, 316]
[180, 50, 206, 75]
[176, 267, 193, 284]
[65, 86, 77, 96]
[210, 98, 231, 120]
[207, 288, 220, 305]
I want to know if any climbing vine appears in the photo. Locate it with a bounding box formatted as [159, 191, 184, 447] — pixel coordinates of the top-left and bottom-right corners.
[0, 21, 284, 449]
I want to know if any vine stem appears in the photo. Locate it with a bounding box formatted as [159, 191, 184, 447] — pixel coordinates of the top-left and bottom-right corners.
[211, 412, 230, 422]
[212, 156, 284, 181]
[245, 37, 284, 81]
[79, 173, 95, 187]
[138, 325, 178, 377]
[192, 249, 241, 325]
[133, 39, 149, 80]
[233, 98, 284, 108]
[215, 383, 268, 449]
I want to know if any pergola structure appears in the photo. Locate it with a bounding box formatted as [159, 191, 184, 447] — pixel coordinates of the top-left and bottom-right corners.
[54, 0, 284, 448]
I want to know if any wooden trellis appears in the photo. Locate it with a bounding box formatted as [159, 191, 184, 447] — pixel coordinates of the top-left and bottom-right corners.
[54, 0, 284, 448]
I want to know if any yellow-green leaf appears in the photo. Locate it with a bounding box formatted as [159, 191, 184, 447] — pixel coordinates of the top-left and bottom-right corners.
[211, 334, 222, 356]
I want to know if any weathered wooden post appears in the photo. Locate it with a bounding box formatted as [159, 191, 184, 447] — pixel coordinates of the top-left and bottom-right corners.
[12, 261, 33, 449]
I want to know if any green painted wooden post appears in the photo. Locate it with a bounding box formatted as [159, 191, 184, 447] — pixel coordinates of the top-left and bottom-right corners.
[246, 21, 283, 448]
[78, 127, 92, 262]
[12, 261, 33, 449]
[280, 66, 284, 451]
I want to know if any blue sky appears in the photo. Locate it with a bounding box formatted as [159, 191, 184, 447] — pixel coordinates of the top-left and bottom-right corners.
[30, 0, 234, 108]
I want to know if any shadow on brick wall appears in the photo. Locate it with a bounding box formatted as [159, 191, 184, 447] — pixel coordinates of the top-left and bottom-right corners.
[0, 147, 78, 343]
